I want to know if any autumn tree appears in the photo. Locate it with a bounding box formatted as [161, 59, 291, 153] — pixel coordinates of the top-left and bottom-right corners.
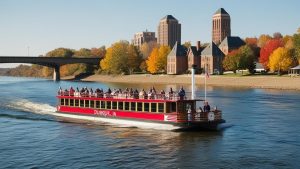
[146, 47, 159, 73]
[245, 37, 260, 59]
[223, 45, 255, 74]
[259, 39, 284, 69]
[100, 41, 142, 74]
[127, 44, 142, 74]
[258, 34, 272, 47]
[293, 28, 300, 63]
[223, 49, 240, 73]
[146, 46, 171, 74]
[269, 47, 296, 75]
[140, 41, 157, 59]
[91, 46, 106, 58]
[46, 48, 74, 58]
[183, 41, 192, 48]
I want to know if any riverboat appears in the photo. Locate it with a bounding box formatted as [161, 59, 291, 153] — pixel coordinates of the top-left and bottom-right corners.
[55, 66, 225, 131]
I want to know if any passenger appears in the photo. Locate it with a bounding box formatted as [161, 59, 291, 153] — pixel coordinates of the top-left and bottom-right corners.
[169, 87, 174, 94]
[139, 89, 146, 99]
[160, 90, 165, 99]
[58, 87, 63, 95]
[69, 87, 75, 96]
[203, 101, 211, 112]
[107, 88, 112, 94]
[89, 88, 94, 97]
[178, 86, 185, 99]
[152, 86, 156, 94]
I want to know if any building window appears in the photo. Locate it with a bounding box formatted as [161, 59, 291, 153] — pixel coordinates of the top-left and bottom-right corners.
[112, 102, 117, 110]
[124, 102, 130, 111]
[130, 102, 136, 111]
[100, 101, 105, 109]
[158, 103, 164, 113]
[107, 101, 111, 109]
[84, 100, 89, 108]
[75, 99, 79, 107]
[70, 99, 74, 107]
[80, 100, 84, 107]
[96, 101, 100, 108]
[118, 102, 123, 110]
[60, 99, 65, 106]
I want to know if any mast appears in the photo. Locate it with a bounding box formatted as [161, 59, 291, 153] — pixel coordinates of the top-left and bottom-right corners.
[191, 64, 196, 100]
[204, 57, 208, 101]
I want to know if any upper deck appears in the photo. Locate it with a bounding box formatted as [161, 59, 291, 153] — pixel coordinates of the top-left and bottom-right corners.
[57, 89, 203, 103]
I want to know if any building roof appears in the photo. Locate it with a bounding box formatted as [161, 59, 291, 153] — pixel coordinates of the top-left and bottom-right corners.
[291, 65, 300, 70]
[214, 8, 229, 15]
[219, 36, 245, 49]
[188, 46, 204, 57]
[161, 15, 178, 21]
[168, 41, 187, 58]
[201, 42, 224, 57]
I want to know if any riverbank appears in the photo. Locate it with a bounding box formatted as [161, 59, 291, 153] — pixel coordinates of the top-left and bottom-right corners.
[81, 74, 300, 90]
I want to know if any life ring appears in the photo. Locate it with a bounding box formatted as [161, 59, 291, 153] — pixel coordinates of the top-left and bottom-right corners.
[208, 112, 215, 121]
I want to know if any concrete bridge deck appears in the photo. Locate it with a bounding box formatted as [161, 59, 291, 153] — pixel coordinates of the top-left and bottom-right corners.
[0, 56, 101, 81]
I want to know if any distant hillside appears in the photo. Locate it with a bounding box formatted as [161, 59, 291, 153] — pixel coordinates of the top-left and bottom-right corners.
[0, 68, 10, 75]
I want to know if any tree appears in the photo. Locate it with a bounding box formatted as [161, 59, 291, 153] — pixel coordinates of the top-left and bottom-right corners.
[239, 45, 255, 74]
[293, 29, 300, 63]
[223, 49, 240, 73]
[127, 44, 142, 74]
[245, 37, 260, 60]
[259, 39, 284, 69]
[140, 41, 157, 59]
[146, 46, 171, 74]
[273, 32, 283, 39]
[146, 47, 159, 73]
[46, 48, 74, 58]
[91, 46, 106, 58]
[223, 45, 255, 74]
[258, 34, 272, 47]
[157, 46, 171, 72]
[269, 47, 296, 75]
[183, 41, 192, 48]
[100, 41, 130, 74]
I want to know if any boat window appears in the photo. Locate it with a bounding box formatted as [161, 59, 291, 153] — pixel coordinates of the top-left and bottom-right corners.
[144, 103, 149, 112]
[124, 102, 130, 111]
[70, 99, 74, 107]
[170, 102, 176, 112]
[151, 103, 157, 112]
[80, 100, 84, 107]
[112, 102, 117, 110]
[130, 102, 136, 111]
[75, 99, 79, 107]
[158, 103, 164, 113]
[95, 101, 100, 108]
[84, 100, 89, 108]
[60, 99, 64, 106]
[100, 101, 105, 109]
[90, 100, 94, 108]
[118, 102, 123, 110]
[137, 102, 143, 111]
[107, 101, 111, 109]
[65, 99, 69, 106]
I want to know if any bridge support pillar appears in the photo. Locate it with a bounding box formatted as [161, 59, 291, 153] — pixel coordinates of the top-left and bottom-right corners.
[53, 66, 60, 81]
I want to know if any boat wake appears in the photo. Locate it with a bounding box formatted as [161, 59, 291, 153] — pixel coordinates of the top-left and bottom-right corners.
[7, 99, 56, 115]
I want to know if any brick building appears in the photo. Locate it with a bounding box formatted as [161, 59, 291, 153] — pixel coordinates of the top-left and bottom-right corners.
[157, 15, 181, 48]
[201, 42, 225, 74]
[219, 36, 245, 55]
[167, 42, 187, 74]
[212, 8, 231, 45]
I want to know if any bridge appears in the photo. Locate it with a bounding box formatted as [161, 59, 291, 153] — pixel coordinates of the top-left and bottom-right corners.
[0, 56, 101, 81]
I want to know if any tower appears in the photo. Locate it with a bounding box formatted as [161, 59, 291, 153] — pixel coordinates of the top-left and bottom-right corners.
[157, 15, 181, 47]
[212, 8, 231, 45]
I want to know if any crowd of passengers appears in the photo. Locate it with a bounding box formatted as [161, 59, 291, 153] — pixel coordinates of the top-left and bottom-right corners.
[58, 86, 186, 100]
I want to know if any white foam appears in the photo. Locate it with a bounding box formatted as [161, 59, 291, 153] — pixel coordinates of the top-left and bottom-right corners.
[8, 99, 56, 115]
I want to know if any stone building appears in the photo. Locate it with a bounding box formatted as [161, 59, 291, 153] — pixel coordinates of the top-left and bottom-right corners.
[157, 15, 181, 48]
[167, 42, 187, 74]
[201, 42, 225, 74]
[187, 41, 204, 70]
[212, 8, 231, 45]
[132, 31, 156, 48]
[219, 36, 245, 55]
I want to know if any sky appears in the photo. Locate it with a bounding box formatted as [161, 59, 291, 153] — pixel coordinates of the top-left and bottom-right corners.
[0, 0, 300, 68]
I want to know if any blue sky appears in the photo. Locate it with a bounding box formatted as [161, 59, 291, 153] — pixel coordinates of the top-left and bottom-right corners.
[0, 0, 300, 67]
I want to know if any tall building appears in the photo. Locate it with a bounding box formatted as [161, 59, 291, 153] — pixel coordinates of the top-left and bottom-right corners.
[132, 31, 156, 48]
[157, 15, 181, 47]
[212, 8, 231, 45]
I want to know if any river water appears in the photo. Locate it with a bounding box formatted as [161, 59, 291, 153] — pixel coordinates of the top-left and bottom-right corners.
[0, 76, 299, 168]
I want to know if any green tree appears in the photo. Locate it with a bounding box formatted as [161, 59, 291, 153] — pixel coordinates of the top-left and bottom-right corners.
[223, 49, 240, 73]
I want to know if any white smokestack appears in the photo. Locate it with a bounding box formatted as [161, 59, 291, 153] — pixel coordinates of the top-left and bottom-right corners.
[191, 65, 196, 100]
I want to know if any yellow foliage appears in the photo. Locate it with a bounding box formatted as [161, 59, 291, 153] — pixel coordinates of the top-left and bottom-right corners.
[269, 47, 294, 73]
[146, 46, 171, 74]
[146, 47, 159, 73]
